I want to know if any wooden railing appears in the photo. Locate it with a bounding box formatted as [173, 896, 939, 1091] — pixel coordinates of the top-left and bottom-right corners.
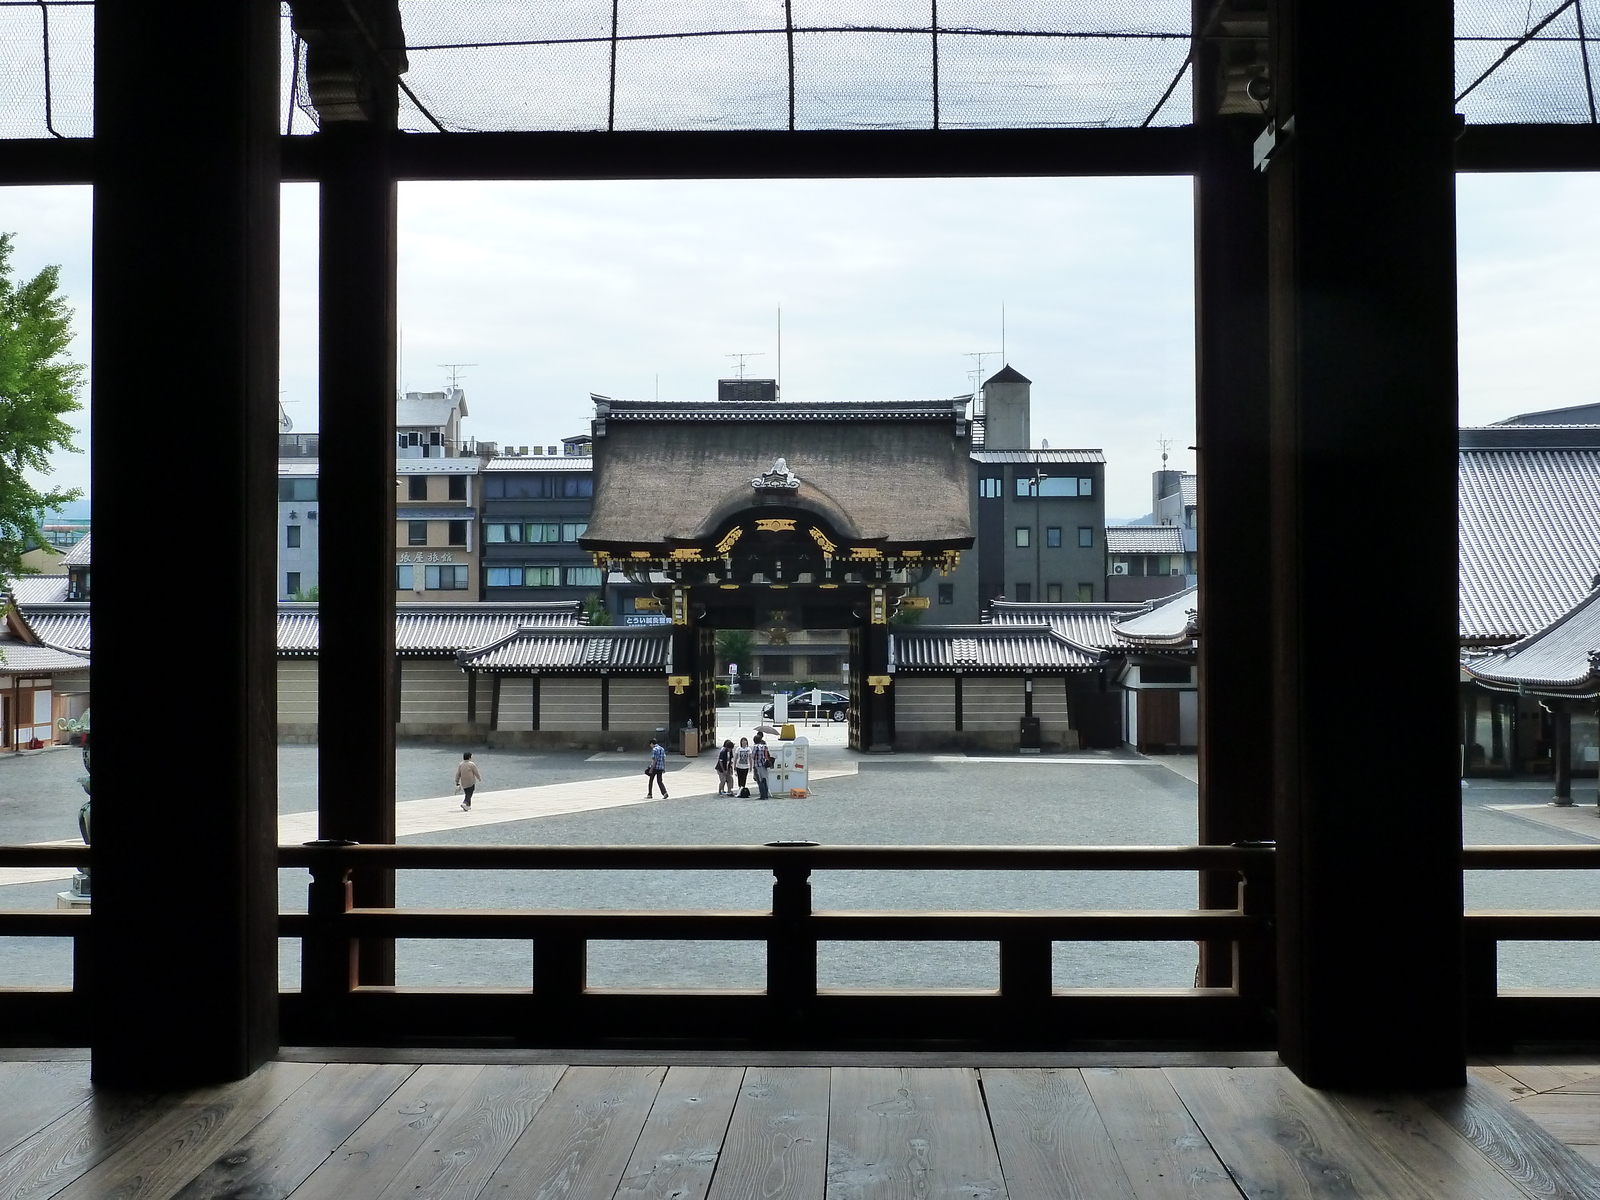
[13, 842, 1591, 1048]
[279, 842, 1276, 1047]
[0, 841, 1276, 1048]
[1463, 845, 1600, 1048]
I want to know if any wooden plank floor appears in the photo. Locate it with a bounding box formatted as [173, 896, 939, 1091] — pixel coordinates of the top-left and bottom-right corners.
[0, 1057, 1598, 1199]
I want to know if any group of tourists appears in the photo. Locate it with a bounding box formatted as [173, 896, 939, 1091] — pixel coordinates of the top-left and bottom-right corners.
[716, 734, 771, 799]
[643, 732, 771, 800]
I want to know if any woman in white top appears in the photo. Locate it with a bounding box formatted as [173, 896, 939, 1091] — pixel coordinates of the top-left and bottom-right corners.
[733, 737, 754, 798]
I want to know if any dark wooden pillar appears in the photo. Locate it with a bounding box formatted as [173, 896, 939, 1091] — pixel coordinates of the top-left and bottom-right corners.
[864, 624, 893, 752]
[1267, 0, 1463, 1085]
[1552, 705, 1573, 806]
[668, 596, 698, 743]
[92, 0, 280, 1084]
[317, 123, 398, 983]
[1192, 2, 1276, 988]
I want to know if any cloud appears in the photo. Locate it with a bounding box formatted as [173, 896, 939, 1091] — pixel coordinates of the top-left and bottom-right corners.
[388, 176, 1196, 516]
[8, 170, 1600, 520]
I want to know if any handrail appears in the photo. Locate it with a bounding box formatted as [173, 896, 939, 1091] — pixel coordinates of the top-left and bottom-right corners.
[11, 844, 1599, 870]
[275, 843, 1272, 870]
[1462, 846, 1600, 869]
[0, 846, 91, 868]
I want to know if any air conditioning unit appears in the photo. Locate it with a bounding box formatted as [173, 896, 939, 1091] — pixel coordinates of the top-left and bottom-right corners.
[1111, 562, 1129, 575]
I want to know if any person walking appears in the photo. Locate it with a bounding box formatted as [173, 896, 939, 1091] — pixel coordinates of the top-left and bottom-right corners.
[454, 751, 482, 812]
[715, 739, 735, 796]
[645, 737, 670, 798]
[752, 731, 772, 800]
[733, 737, 753, 798]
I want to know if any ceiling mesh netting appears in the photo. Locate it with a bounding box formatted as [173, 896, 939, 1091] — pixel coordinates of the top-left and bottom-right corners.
[2, 0, 1597, 139]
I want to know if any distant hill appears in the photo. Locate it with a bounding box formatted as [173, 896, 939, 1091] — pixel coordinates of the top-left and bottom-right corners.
[43, 500, 90, 522]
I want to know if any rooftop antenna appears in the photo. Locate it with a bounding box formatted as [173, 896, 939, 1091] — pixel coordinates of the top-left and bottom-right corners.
[1158, 436, 1173, 468]
[965, 350, 1001, 380]
[439, 363, 477, 389]
[726, 352, 764, 380]
[965, 350, 1001, 399]
[1001, 302, 1006, 363]
[777, 306, 782, 396]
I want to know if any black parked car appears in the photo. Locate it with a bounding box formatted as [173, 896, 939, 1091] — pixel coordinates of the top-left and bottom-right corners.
[763, 691, 850, 722]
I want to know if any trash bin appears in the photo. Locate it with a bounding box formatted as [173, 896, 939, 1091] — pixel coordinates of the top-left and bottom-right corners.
[1020, 715, 1042, 750]
[681, 728, 700, 757]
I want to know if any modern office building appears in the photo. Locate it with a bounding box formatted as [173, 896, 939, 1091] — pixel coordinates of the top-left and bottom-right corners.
[933, 367, 1106, 623]
[395, 456, 482, 604]
[478, 451, 601, 604]
[1106, 471, 1198, 602]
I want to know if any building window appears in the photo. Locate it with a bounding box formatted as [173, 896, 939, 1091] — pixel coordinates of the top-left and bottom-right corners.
[1015, 583, 1032, 602]
[408, 520, 428, 546]
[562, 476, 594, 498]
[760, 655, 793, 676]
[566, 566, 603, 587]
[525, 565, 560, 587]
[1046, 583, 1063, 602]
[1078, 526, 1093, 547]
[561, 522, 588, 543]
[1017, 475, 1076, 498]
[526, 522, 560, 543]
[1046, 526, 1061, 548]
[1076, 583, 1094, 602]
[1015, 527, 1030, 548]
[1078, 477, 1093, 495]
[425, 564, 469, 590]
[286, 524, 301, 548]
[937, 583, 953, 605]
[448, 520, 468, 546]
[407, 476, 427, 500]
[486, 523, 522, 543]
[486, 566, 521, 587]
[808, 655, 843, 675]
[278, 478, 317, 501]
[396, 565, 413, 590]
[978, 477, 1002, 498]
[485, 474, 559, 500]
[448, 475, 467, 501]
[286, 571, 301, 595]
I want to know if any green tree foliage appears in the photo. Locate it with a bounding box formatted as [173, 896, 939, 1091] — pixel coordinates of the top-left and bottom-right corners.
[291, 584, 321, 602]
[582, 593, 613, 625]
[715, 628, 753, 675]
[0, 233, 83, 581]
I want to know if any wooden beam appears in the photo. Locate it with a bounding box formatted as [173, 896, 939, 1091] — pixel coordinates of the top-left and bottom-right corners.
[1192, 8, 1275, 989]
[6, 123, 1600, 189]
[1266, 0, 1464, 1087]
[91, 0, 280, 1086]
[316, 121, 399, 985]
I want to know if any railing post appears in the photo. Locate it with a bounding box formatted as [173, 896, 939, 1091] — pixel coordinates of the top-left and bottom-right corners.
[534, 936, 587, 1038]
[1234, 845, 1276, 1026]
[302, 842, 357, 1039]
[1464, 928, 1508, 1052]
[768, 856, 816, 1035]
[1000, 938, 1052, 1017]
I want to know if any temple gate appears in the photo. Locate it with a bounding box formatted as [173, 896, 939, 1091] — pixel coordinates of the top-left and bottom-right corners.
[581, 393, 975, 751]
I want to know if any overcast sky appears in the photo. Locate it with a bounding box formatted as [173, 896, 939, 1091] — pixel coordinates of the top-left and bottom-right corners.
[3, 171, 1599, 518]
